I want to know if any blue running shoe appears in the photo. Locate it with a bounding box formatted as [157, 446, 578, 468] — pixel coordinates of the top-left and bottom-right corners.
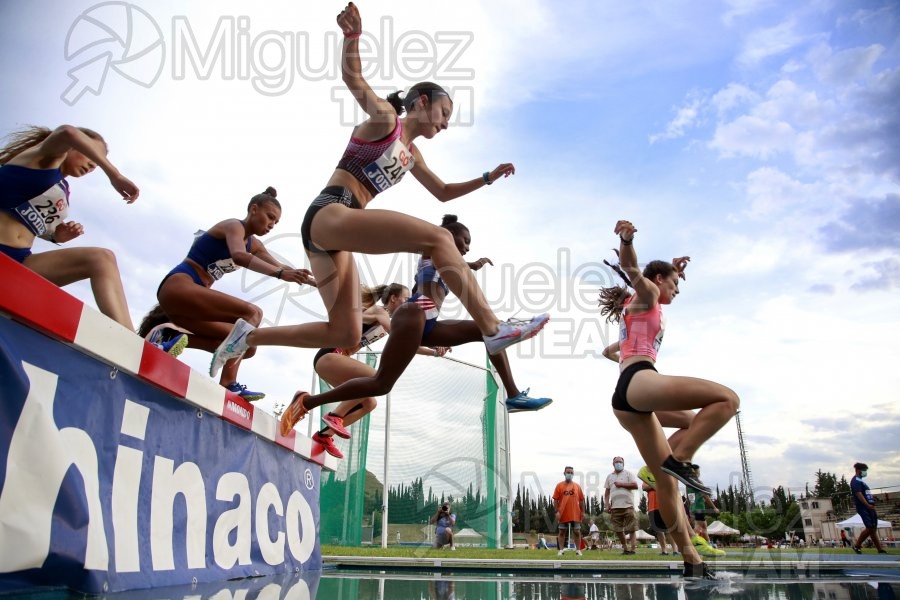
[148, 328, 189, 358]
[505, 389, 553, 413]
[225, 381, 266, 402]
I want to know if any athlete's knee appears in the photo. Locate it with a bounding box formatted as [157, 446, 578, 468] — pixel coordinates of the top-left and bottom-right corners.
[369, 379, 396, 397]
[719, 387, 740, 414]
[241, 304, 263, 326]
[362, 397, 377, 412]
[428, 226, 456, 251]
[86, 247, 120, 274]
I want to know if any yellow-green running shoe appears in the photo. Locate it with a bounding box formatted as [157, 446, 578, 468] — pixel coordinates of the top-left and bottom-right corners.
[692, 535, 726, 557]
[638, 466, 656, 488]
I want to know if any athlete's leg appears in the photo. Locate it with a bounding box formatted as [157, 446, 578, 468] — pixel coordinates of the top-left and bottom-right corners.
[315, 353, 378, 435]
[298, 304, 426, 411]
[309, 204, 502, 335]
[24, 247, 133, 329]
[614, 409, 703, 566]
[656, 410, 695, 454]
[244, 248, 362, 350]
[626, 371, 739, 463]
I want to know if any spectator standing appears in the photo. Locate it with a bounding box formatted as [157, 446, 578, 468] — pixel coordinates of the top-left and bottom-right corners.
[553, 466, 585, 556]
[604, 456, 639, 555]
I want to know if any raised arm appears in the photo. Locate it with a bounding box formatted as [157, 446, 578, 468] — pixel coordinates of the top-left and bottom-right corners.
[614, 220, 658, 311]
[337, 3, 396, 124]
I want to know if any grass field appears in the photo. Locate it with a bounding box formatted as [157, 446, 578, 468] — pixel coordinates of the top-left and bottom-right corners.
[320, 545, 884, 561]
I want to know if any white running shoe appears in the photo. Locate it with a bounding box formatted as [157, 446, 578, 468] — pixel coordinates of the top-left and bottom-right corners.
[483, 314, 550, 355]
[210, 318, 255, 377]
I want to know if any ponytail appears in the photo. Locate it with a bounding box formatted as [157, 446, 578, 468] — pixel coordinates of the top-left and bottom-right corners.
[385, 82, 451, 116]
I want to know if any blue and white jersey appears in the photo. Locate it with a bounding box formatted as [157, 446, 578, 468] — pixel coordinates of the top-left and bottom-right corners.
[0, 165, 70, 238]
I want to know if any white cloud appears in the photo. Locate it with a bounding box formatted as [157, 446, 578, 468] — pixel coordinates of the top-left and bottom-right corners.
[737, 19, 804, 67]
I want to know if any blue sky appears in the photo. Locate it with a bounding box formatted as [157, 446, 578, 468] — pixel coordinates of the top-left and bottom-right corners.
[1, 0, 898, 509]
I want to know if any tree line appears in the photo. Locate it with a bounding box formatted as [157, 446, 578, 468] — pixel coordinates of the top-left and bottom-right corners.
[510, 469, 855, 537]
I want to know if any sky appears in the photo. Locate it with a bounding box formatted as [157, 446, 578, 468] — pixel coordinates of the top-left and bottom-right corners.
[1, 0, 898, 512]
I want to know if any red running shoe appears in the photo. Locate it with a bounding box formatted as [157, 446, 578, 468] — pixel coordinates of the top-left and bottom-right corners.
[312, 432, 344, 459]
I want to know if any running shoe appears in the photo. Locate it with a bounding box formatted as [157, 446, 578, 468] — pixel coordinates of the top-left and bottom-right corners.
[312, 431, 344, 459]
[321, 413, 350, 439]
[661, 455, 711, 495]
[637, 465, 656, 488]
[147, 328, 189, 358]
[280, 391, 309, 437]
[683, 561, 716, 580]
[575, 550, 582, 556]
[483, 314, 550, 355]
[852, 545, 862, 554]
[225, 382, 266, 402]
[505, 389, 553, 413]
[210, 318, 255, 377]
[692, 535, 726, 557]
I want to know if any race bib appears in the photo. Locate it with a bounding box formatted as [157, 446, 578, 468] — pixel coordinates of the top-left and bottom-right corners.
[361, 324, 387, 348]
[363, 138, 414, 192]
[206, 258, 239, 281]
[13, 181, 70, 237]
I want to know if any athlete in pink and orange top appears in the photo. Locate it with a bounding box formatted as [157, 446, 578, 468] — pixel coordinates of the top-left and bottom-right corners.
[598, 219, 739, 580]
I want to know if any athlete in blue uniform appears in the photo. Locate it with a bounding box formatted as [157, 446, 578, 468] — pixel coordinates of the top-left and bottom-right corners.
[139, 187, 314, 400]
[0, 125, 139, 327]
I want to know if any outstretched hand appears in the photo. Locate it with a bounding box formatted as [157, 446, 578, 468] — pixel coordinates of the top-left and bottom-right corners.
[469, 257, 493, 271]
[337, 2, 361, 35]
[109, 173, 139, 203]
[614, 220, 636, 241]
[51, 221, 84, 243]
[487, 163, 515, 183]
[432, 346, 451, 357]
[672, 256, 691, 280]
[282, 268, 317, 287]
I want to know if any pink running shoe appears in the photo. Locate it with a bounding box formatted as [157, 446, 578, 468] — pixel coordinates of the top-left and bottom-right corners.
[321, 413, 350, 439]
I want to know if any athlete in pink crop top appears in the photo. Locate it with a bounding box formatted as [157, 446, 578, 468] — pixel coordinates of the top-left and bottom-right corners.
[211, 3, 551, 415]
[598, 219, 740, 580]
[619, 297, 666, 362]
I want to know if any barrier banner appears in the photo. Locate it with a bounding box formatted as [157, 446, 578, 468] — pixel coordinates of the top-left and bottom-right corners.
[0, 317, 321, 594]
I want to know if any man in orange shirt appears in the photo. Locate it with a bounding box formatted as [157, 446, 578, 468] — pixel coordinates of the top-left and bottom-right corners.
[553, 466, 585, 556]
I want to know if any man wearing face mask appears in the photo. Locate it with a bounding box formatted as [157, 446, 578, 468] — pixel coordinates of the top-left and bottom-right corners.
[553, 466, 585, 556]
[604, 456, 639, 555]
[850, 462, 887, 554]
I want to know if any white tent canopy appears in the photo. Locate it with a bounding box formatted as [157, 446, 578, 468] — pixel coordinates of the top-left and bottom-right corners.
[836, 514, 892, 529]
[706, 520, 740, 536]
[454, 528, 484, 538]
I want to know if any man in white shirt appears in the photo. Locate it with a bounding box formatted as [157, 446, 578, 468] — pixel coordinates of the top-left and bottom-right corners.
[604, 456, 639, 554]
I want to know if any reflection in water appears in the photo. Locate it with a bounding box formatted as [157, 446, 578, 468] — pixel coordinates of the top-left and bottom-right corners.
[8, 572, 899, 600]
[314, 574, 899, 600]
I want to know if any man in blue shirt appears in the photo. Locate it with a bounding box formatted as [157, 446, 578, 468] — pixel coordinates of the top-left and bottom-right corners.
[850, 462, 887, 554]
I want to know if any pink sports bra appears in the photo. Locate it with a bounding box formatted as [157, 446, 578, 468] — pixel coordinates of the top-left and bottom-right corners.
[336, 119, 415, 197]
[618, 296, 666, 362]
